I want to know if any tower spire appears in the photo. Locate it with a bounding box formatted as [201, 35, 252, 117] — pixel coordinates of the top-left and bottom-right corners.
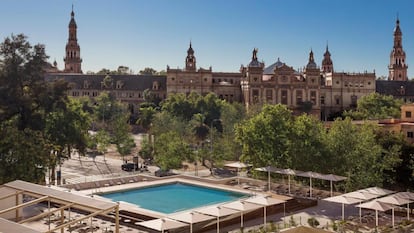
[322, 42, 333, 73]
[389, 16, 407, 81]
[64, 6, 82, 73]
[185, 41, 196, 71]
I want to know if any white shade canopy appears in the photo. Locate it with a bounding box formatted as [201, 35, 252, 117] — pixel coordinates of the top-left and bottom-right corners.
[195, 205, 239, 233]
[168, 211, 215, 233]
[395, 192, 414, 201]
[225, 162, 251, 169]
[244, 195, 286, 206]
[323, 195, 361, 205]
[195, 205, 239, 217]
[221, 200, 262, 212]
[275, 168, 302, 175]
[319, 174, 347, 182]
[360, 187, 395, 196]
[137, 218, 188, 231]
[323, 195, 362, 220]
[244, 195, 286, 227]
[377, 194, 411, 206]
[343, 191, 380, 200]
[221, 200, 262, 228]
[169, 211, 215, 224]
[254, 166, 281, 173]
[356, 200, 395, 227]
[297, 171, 324, 179]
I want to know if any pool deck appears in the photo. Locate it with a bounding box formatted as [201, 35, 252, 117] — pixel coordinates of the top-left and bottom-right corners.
[77, 176, 292, 219]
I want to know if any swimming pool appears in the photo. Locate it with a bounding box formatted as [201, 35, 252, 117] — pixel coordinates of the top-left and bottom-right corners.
[100, 182, 248, 214]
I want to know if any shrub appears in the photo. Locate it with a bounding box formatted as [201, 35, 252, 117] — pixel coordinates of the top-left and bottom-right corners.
[308, 217, 320, 227]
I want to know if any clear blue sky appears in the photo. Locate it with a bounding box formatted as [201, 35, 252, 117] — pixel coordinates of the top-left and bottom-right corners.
[1, 0, 413, 78]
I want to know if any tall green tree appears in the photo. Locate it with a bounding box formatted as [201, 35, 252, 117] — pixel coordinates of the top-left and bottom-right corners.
[0, 34, 72, 184]
[154, 131, 191, 170]
[289, 114, 327, 172]
[344, 93, 403, 120]
[326, 118, 384, 190]
[235, 104, 293, 168]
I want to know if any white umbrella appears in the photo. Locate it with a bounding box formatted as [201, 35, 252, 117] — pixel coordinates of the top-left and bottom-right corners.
[318, 174, 347, 197]
[394, 192, 414, 220]
[360, 187, 395, 196]
[323, 195, 361, 220]
[275, 169, 301, 194]
[137, 218, 188, 233]
[221, 200, 262, 228]
[343, 191, 380, 222]
[357, 200, 394, 227]
[244, 195, 286, 227]
[195, 205, 239, 233]
[169, 211, 215, 233]
[225, 162, 252, 185]
[297, 171, 323, 197]
[254, 166, 280, 191]
[377, 194, 411, 227]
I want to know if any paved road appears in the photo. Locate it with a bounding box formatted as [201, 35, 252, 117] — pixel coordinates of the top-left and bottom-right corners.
[55, 133, 151, 185]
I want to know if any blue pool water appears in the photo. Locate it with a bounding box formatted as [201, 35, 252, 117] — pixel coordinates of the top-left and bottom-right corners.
[101, 183, 247, 214]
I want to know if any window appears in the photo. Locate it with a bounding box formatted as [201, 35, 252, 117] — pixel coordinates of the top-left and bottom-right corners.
[281, 90, 288, 105]
[83, 80, 90, 89]
[116, 81, 124, 89]
[310, 91, 317, 105]
[351, 95, 357, 107]
[406, 111, 412, 118]
[152, 81, 159, 90]
[266, 90, 273, 102]
[335, 97, 340, 105]
[296, 90, 303, 105]
[320, 95, 325, 105]
[407, 132, 414, 138]
[252, 90, 259, 104]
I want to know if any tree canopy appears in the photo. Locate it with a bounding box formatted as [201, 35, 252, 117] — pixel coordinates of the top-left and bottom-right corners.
[0, 34, 74, 184]
[344, 93, 403, 120]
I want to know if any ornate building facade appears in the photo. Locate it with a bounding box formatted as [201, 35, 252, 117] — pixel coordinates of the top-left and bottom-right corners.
[166, 42, 243, 103]
[48, 7, 387, 120]
[240, 49, 321, 117]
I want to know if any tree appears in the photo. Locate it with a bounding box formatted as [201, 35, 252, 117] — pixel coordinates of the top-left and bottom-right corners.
[343, 93, 403, 120]
[139, 67, 157, 75]
[154, 131, 191, 170]
[235, 104, 293, 168]
[326, 118, 384, 190]
[0, 119, 50, 184]
[289, 114, 327, 172]
[136, 106, 156, 131]
[139, 137, 154, 161]
[0, 34, 72, 184]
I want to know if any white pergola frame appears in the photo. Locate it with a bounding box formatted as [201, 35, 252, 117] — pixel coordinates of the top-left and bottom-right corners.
[0, 180, 120, 233]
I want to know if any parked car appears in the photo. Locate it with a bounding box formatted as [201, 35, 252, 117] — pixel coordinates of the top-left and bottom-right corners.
[154, 169, 174, 177]
[121, 163, 136, 172]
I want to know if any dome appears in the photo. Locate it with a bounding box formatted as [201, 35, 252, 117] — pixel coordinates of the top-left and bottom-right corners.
[263, 58, 283, 74]
[248, 60, 261, 67]
[306, 61, 317, 69]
